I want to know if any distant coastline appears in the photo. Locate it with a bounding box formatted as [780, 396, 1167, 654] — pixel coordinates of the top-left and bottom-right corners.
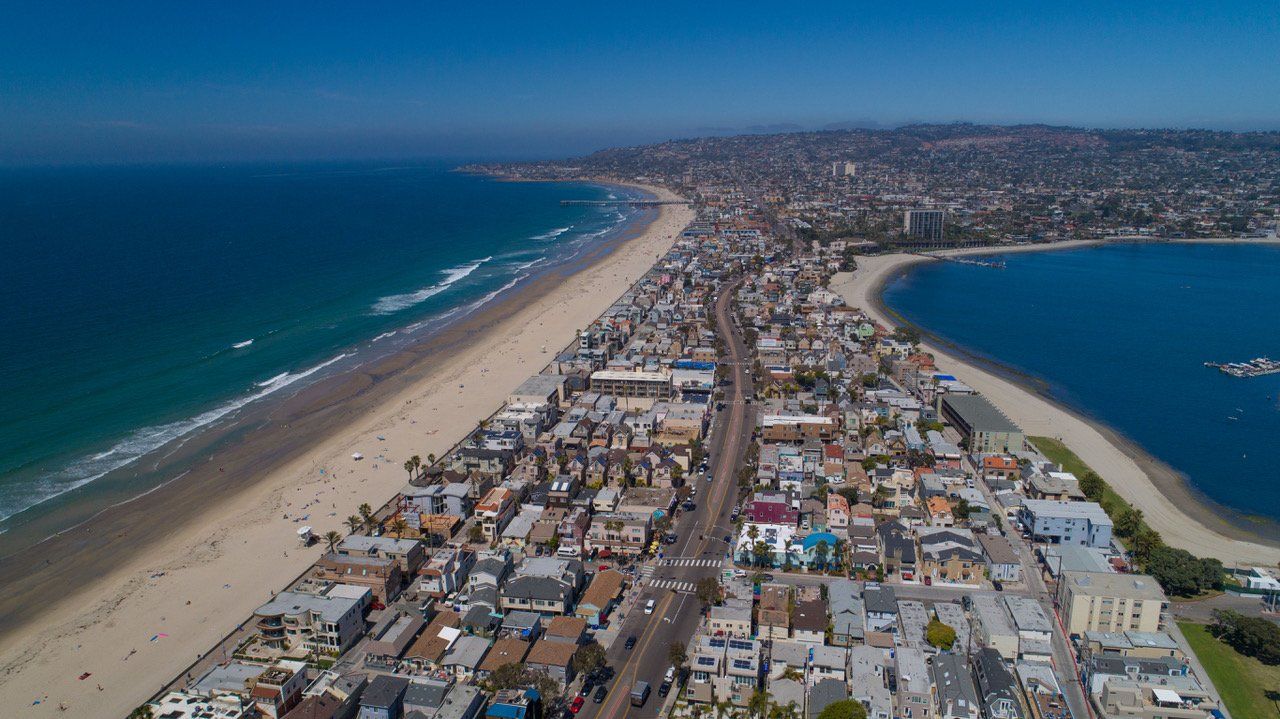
[832, 243, 1280, 565]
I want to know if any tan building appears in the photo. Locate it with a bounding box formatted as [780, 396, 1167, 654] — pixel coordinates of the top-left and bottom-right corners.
[1058, 572, 1166, 635]
[585, 511, 651, 557]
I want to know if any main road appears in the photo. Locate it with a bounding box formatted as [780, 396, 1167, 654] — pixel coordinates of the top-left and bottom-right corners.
[582, 275, 755, 719]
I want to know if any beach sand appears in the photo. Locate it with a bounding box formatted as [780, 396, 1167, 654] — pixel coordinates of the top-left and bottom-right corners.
[830, 245, 1280, 567]
[0, 186, 694, 717]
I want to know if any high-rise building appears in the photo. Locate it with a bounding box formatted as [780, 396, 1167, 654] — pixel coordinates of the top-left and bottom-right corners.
[904, 209, 945, 242]
[831, 161, 856, 177]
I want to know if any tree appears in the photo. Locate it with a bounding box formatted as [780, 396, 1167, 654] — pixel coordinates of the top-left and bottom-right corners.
[1114, 507, 1143, 538]
[926, 618, 957, 650]
[128, 706, 155, 719]
[1132, 527, 1164, 564]
[358, 502, 374, 528]
[410, 455, 422, 478]
[1079, 471, 1105, 501]
[814, 540, 830, 571]
[468, 524, 485, 544]
[695, 577, 722, 608]
[1144, 545, 1223, 597]
[345, 515, 364, 534]
[572, 641, 607, 675]
[323, 530, 342, 553]
[390, 517, 409, 539]
[1209, 610, 1280, 665]
[403, 458, 416, 479]
[427, 452, 436, 466]
[752, 540, 771, 568]
[816, 699, 868, 719]
[668, 640, 688, 670]
[748, 688, 771, 718]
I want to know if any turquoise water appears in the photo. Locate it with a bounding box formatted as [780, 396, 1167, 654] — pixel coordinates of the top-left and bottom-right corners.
[0, 162, 649, 530]
[883, 243, 1280, 524]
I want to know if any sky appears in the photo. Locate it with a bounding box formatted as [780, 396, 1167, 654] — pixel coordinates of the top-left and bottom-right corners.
[3, 1, 1279, 164]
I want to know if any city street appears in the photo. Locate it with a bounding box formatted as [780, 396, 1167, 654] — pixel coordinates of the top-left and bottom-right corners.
[581, 276, 755, 719]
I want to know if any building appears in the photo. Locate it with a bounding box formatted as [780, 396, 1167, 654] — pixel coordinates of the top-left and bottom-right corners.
[895, 647, 935, 719]
[939, 394, 1024, 454]
[589, 369, 672, 400]
[1018, 500, 1113, 549]
[932, 653, 981, 719]
[475, 487, 518, 541]
[1058, 572, 1167, 635]
[574, 569, 626, 626]
[918, 528, 983, 583]
[337, 535, 425, 575]
[977, 533, 1022, 584]
[972, 647, 1026, 719]
[971, 595, 1019, 659]
[253, 587, 369, 655]
[149, 692, 248, 719]
[358, 675, 409, 719]
[525, 637, 578, 683]
[904, 209, 945, 243]
[585, 511, 652, 556]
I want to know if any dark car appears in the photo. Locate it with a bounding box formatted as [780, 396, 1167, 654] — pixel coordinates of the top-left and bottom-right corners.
[624, 635, 637, 650]
[593, 685, 609, 703]
[657, 681, 672, 697]
[992, 580, 1004, 591]
[760, 573, 775, 582]
[580, 679, 595, 697]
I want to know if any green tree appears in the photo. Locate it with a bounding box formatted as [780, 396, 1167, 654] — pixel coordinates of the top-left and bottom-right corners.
[468, 523, 485, 543]
[1078, 471, 1105, 501]
[814, 540, 830, 571]
[1209, 609, 1280, 665]
[1145, 545, 1223, 597]
[572, 641, 608, 675]
[129, 706, 155, 719]
[816, 699, 868, 719]
[668, 640, 688, 670]
[695, 577, 722, 608]
[1114, 507, 1143, 538]
[926, 618, 957, 650]
[748, 688, 771, 718]
[323, 530, 342, 553]
[1132, 527, 1164, 564]
[403, 458, 416, 479]
[345, 514, 364, 534]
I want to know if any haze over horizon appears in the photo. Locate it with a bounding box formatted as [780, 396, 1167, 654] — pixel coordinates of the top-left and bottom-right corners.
[4, 1, 1279, 165]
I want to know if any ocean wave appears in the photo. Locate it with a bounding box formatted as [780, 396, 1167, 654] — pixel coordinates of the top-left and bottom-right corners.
[231, 339, 254, 349]
[371, 256, 491, 315]
[512, 256, 547, 272]
[371, 331, 397, 343]
[531, 226, 572, 241]
[0, 352, 351, 523]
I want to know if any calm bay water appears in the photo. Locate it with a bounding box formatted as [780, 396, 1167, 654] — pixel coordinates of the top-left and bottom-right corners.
[0, 162, 647, 530]
[884, 242, 1280, 524]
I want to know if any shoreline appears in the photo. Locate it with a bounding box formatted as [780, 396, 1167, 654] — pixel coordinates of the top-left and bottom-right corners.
[830, 242, 1280, 565]
[0, 182, 694, 717]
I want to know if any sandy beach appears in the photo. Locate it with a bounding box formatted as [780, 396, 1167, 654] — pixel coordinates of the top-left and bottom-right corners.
[0, 185, 694, 717]
[830, 244, 1280, 567]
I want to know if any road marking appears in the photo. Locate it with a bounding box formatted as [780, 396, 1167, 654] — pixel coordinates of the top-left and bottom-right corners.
[649, 579, 696, 593]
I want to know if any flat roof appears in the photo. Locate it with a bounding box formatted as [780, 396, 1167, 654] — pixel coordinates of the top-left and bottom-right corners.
[941, 393, 1022, 433]
[1063, 571, 1166, 600]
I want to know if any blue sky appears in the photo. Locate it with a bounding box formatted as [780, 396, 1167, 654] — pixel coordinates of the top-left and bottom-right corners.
[3, 1, 1278, 164]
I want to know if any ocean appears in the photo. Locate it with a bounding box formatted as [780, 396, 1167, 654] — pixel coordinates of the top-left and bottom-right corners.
[883, 242, 1280, 526]
[0, 161, 650, 537]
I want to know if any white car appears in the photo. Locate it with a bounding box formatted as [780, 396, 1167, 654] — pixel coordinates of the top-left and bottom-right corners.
[644, 599, 656, 615]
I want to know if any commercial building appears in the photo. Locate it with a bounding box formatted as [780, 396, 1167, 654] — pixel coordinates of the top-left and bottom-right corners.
[589, 369, 672, 400]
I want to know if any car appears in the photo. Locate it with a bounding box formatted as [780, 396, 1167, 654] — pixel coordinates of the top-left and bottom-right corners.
[644, 598, 656, 614]
[723, 534, 732, 543]
[992, 580, 1004, 591]
[624, 635, 637, 650]
[580, 679, 595, 697]
[760, 573, 775, 582]
[570, 696, 585, 714]
[658, 681, 672, 697]
[593, 685, 608, 703]
[535, 545, 544, 556]
[598, 564, 610, 572]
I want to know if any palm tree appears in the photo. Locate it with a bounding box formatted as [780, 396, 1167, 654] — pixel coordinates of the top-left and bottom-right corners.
[748, 688, 770, 718]
[815, 540, 830, 572]
[323, 530, 342, 553]
[410, 455, 422, 478]
[426, 452, 436, 467]
[390, 517, 409, 539]
[403, 459, 415, 480]
[358, 503, 375, 532]
[345, 515, 364, 534]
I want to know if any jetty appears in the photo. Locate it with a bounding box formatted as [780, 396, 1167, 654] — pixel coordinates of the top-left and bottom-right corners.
[1204, 357, 1280, 377]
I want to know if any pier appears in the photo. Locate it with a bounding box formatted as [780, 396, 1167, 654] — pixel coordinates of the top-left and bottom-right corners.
[911, 251, 1007, 269]
[560, 199, 691, 206]
[1204, 357, 1280, 378]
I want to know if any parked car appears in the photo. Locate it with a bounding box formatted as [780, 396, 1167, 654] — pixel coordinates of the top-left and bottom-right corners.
[593, 685, 608, 703]
[624, 635, 637, 650]
[570, 696, 585, 714]
[658, 681, 671, 697]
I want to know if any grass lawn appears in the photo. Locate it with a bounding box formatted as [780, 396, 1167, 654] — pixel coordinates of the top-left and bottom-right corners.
[1179, 621, 1280, 719]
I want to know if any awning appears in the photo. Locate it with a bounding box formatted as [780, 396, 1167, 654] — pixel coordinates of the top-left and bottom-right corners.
[1151, 688, 1182, 704]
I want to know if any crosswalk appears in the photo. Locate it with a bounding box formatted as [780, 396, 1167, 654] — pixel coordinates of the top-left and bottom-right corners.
[658, 557, 723, 568]
[649, 578, 697, 593]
